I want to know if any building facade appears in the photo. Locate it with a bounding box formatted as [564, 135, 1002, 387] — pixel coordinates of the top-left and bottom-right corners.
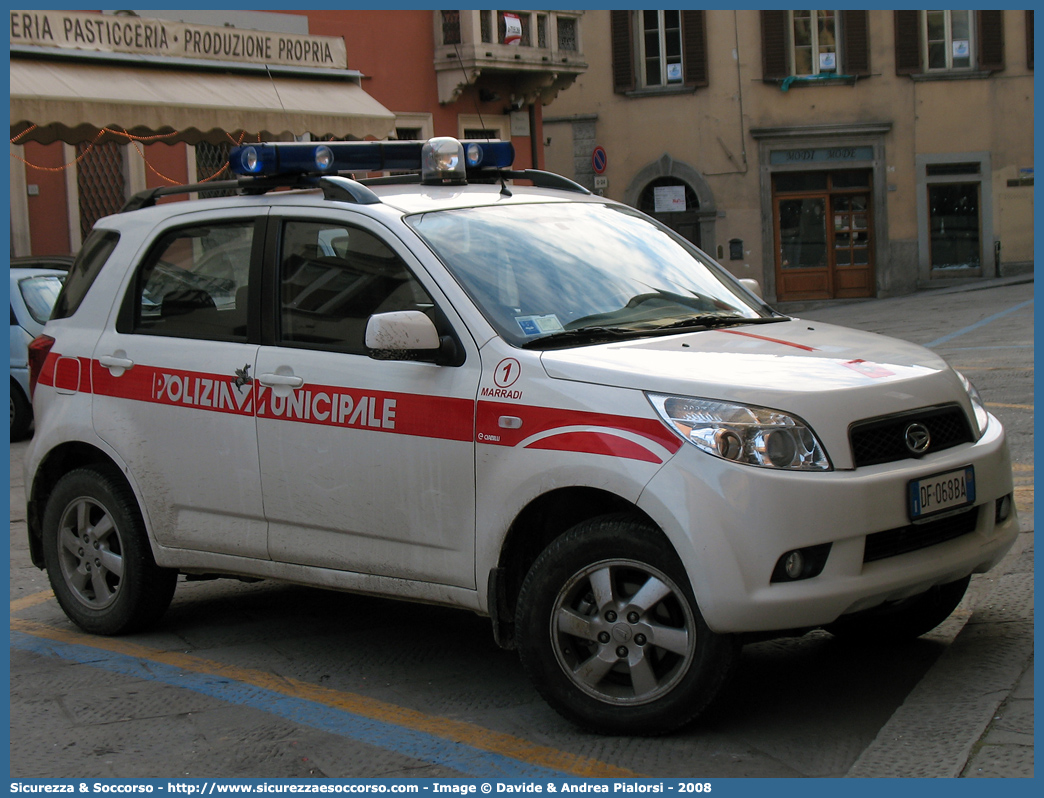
[10, 9, 587, 258]
[543, 10, 1034, 302]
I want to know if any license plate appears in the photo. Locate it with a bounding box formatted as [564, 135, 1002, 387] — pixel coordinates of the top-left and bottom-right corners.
[909, 466, 976, 520]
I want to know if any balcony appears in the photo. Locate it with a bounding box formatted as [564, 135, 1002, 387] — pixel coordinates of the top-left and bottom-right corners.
[434, 10, 587, 105]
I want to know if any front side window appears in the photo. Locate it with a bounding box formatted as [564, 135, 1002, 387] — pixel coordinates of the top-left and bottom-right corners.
[925, 10, 973, 70]
[128, 222, 253, 341]
[278, 220, 434, 355]
[791, 10, 839, 75]
[408, 202, 768, 349]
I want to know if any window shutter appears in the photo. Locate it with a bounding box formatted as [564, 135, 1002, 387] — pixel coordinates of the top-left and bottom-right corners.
[1027, 10, 1034, 70]
[894, 10, 922, 74]
[761, 10, 789, 80]
[978, 10, 1005, 71]
[841, 10, 871, 76]
[682, 10, 709, 87]
[610, 10, 635, 93]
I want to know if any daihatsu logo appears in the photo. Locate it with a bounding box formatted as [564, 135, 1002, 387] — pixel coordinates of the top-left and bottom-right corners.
[905, 422, 932, 455]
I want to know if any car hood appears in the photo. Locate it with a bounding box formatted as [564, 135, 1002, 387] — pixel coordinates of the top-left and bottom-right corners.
[539, 320, 974, 469]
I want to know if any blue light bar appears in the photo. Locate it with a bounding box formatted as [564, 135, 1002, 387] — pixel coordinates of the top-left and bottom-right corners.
[228, 138, 514, 178]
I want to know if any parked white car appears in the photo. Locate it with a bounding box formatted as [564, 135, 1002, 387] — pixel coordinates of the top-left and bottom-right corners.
[9, 256, 69, 439]
[24, 138, 1018, 734]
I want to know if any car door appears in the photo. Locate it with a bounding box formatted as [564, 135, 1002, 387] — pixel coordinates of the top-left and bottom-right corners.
[254, 210, 480, 588]
[92, 210, 269, 559]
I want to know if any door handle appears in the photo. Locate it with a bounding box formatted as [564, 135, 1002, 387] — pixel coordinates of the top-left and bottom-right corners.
[99, 355, 134, 370]
[259, 373, 305, 388]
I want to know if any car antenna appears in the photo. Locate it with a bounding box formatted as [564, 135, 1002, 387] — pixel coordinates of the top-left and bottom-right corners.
[455, 45, 512, 198]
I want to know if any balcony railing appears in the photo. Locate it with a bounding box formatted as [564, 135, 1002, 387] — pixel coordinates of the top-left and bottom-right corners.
[434, 9, 587, 104]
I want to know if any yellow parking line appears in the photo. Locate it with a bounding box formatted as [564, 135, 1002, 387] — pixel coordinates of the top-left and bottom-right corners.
[986, 402, 1035, 410]
[9, 589, 55, 613]
[10, 614, 642, 778]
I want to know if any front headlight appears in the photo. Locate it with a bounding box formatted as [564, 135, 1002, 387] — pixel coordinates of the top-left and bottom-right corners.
[956, 371, 990, 439]
[647, 393, 832, 471]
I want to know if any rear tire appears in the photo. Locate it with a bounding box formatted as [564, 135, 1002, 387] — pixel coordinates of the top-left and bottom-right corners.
[42, 466, 177, 635]
[825, 576, 971, 642]
[10, 380, 32, 441]
[515, 515, 736, 735]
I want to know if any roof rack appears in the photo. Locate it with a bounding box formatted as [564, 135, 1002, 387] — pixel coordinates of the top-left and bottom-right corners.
[120, 174, 382, 212]
[359, 169, 591, 195]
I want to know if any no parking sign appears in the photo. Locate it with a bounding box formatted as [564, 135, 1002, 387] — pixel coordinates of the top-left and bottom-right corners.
[592, 145, 607, 174]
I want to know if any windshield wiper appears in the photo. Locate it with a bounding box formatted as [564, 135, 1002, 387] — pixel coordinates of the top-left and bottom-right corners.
[649, 314, 790, 333]
[520, 326, 646, 350]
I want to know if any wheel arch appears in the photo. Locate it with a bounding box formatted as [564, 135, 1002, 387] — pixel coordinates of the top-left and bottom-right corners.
[487, 486, 667, 649]
[26, 441, 131, 568]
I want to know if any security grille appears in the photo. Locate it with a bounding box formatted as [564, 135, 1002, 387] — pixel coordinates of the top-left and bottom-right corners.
[76, 141, 126, 242]
[196, 142, 235, 199]
[441, 10, 461, 45]
[849, 404, 974, 467]
[558, 17, 578, 51]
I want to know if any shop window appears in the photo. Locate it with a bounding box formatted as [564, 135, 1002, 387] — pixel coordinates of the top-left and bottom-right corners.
[928, 184, 981, 271]
[894, 10, 1005, 75]
[610, 10, 708, 93]
[761, 10, 869, 80]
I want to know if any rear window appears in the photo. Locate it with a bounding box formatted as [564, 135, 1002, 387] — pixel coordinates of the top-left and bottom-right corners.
[18, 275, 65, 324]
[51, 230, 120, 320]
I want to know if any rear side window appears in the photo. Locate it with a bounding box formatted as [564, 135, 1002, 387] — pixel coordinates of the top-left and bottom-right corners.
[18, 275, 65, 324]
[124, 222, 254, 342]
[51, 230, 120, 320]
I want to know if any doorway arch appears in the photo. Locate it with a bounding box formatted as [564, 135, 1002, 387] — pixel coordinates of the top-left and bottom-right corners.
[625, 153, 717, 255]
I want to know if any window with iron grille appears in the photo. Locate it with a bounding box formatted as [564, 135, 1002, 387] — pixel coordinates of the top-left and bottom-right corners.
[195, 142, 235, 199]
[558, 16, 578, 51]
[441, 10, 461, 45]
[538, 14, 547, 48]
[76, 141, 126, 243]
[395, 127, 423, 141]
[481, 10, 493, 43]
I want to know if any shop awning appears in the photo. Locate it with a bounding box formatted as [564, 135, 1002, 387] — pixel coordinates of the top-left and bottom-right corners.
[10, 58, 397, 145]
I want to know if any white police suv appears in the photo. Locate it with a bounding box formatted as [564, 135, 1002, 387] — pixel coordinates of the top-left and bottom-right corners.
[25, 137, 1018, 735]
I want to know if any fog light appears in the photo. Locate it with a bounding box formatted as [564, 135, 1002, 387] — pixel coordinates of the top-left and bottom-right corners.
[784, 550, 804, 579]
[995, 494, 1013, 524]
[771, 543, 832, 583]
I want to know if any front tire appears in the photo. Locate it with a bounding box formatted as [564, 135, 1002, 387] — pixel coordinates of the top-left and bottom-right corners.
[42, 466, 177, 635]
[515, 515, 736, 735]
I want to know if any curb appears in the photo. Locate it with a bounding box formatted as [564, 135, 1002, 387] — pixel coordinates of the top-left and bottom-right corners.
[845, 531, 1035, 777]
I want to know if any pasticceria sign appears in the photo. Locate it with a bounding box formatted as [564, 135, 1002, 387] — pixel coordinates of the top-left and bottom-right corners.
[10, 9, 348, 70]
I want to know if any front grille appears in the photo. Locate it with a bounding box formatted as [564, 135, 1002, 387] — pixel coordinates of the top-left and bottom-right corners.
[863, 506, 979, 563]
[850, 404, 974, 467]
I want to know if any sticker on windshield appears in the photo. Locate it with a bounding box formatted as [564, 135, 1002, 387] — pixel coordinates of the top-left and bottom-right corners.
[516, 314, 564, 336]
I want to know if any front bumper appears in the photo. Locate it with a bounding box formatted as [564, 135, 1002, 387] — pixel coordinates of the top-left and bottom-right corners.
[637, 414, 1019, 633]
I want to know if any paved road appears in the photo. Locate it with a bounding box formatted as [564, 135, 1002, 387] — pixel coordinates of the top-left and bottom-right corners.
[8, 281, 1033, 779]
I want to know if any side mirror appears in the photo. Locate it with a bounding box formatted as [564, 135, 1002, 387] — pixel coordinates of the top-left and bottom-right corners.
[739, 278, 763, 299]
[365, 310, 441, 351]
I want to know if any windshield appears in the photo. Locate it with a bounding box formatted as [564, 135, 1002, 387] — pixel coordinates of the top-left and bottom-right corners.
[407, 201, 772, 347]
[18, 275, 65, 325]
